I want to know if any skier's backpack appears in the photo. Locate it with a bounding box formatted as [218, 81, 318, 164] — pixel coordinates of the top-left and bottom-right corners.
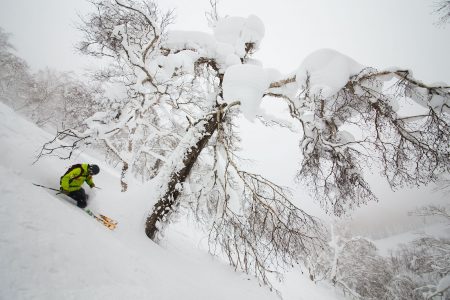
[60, 164, 84, 186]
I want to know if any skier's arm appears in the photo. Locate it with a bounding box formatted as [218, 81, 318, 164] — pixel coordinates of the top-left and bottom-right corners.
[86, 175, 95, 188]
[61, 169, 82, 192]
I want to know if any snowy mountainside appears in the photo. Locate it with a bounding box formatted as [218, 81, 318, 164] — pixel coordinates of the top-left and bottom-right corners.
[1, 97, 448, 299]
[0, 102, 280, 300]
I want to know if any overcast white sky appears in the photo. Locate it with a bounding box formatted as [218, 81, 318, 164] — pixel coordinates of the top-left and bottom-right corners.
[0, 0, 449, 83]
[0, 0, 448, 234]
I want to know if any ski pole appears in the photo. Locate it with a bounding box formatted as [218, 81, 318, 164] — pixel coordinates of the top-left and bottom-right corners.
[94, 186, 102, 190]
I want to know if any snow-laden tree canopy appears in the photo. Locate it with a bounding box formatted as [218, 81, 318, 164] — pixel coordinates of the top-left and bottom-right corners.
[38, 0, 450, 290]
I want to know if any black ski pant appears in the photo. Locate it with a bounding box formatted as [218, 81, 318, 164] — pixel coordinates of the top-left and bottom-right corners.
[67, 188, 87, 208]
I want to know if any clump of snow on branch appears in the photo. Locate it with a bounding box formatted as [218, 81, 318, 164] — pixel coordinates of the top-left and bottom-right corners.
[163, 15, 264, 73]
[296, 48, 364, 98]
[223, 64, 280, 121]
[164, 31, 215, 53]
[213, 15, 265, 57]
[151, 50, 200, 82]
[164, 31, 238, 72]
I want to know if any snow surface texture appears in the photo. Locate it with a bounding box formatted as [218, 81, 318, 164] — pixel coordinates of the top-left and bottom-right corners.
[0, 102, 343, 299]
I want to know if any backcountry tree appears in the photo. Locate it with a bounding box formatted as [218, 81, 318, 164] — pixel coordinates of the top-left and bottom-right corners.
[38, 0, 450, 288]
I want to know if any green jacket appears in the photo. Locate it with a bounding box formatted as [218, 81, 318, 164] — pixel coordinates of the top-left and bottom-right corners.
[60, 164, 95, 192]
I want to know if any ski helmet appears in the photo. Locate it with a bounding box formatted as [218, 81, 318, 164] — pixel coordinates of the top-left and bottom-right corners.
[88, 164, 100, 175]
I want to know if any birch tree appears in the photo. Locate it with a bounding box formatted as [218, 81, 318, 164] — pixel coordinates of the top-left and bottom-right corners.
[38, 0, 450, 288]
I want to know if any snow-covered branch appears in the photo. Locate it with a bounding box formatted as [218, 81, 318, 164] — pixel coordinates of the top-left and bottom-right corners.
[264, 56, 450, 216]
[433, 0, 450, 25]
[35, 128, 90, 162]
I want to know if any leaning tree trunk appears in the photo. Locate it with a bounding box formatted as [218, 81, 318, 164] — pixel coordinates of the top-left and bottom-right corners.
[145, 104, 226, 240]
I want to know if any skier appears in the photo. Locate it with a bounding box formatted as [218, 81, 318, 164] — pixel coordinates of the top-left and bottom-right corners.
[60, 164, 100, 208]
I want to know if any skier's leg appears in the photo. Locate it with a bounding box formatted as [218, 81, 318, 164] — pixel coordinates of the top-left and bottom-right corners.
[77, 198, 87, 208]
[68, 188, 87, 208]
[76, 188, 87, 208]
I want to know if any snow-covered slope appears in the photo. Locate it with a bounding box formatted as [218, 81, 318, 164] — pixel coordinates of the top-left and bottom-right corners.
[3, 99, 448, 300]
[0, 102, 280, 300]
[374, 222, 450, 256]
[0, 102, 348, 300]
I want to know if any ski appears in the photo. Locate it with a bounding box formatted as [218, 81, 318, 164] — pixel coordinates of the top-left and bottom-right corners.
[85, 209, 118, 230]
[33, 183, 118, 230]
[99, 214, 118, 225]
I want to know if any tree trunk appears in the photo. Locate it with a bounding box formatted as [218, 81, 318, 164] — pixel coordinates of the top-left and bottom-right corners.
[145, 105, 224, 240]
